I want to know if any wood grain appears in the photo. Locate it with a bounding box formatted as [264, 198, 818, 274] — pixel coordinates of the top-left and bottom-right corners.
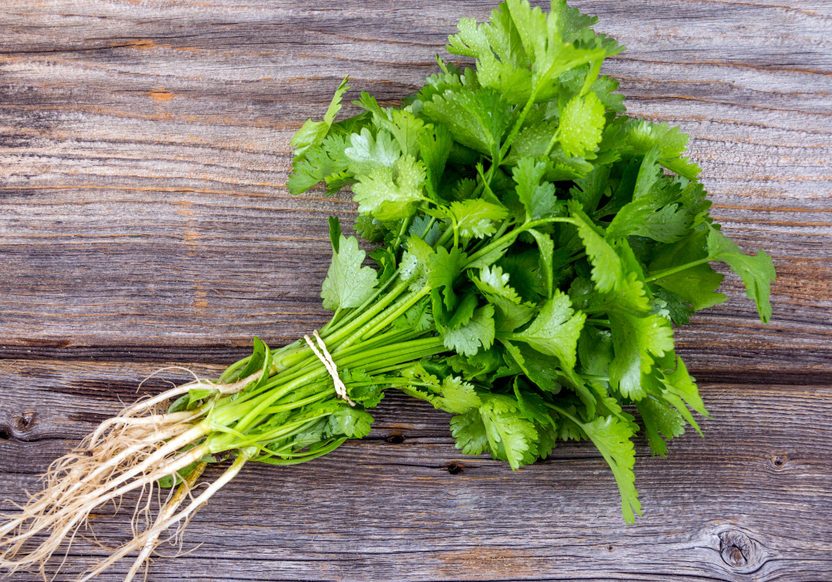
[2, 361, 832, 581]
[1, 0, 830, 580]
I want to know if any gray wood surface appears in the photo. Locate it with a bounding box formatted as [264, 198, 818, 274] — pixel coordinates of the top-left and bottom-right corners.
[1, 0, 830, 580]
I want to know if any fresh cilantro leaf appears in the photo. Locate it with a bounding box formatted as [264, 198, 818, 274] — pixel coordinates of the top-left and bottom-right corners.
[658, 356, 708, 433]
[443, 304, 496, 357]
[608, 310, 674, 400]
[649, 229, 726, 312]
[447, 293, 478, 330]
[637, 396, 685, 456]
[707, 226, 776, 322]
[566, 413, 641, 523]
[422, 86, 512, 157]
[325, 407, 374, 439]
[450, 409, 490, 456]
[557, 91, 606, 158]
[418, 124, 453, 199]
[527, 229, 555, 298]
[473, 265, 535, 332]
[352, 155, 427, 221]
[607, 152, 692, 244]
[288, 132, 352, 194]
[344, 128, 401, 175]
[502, 340, 560, 393]
[428, 246, 467, 310]
[436, 376, 482, 414]
[478, 394, 540, 469]
[321, 235, 378, 311]
[510, 290, 585, 370]
[603, 117, 700, 179]
[513, 158, 559, 221]
[449, 199, 508, 239]
[568, 201, 622, 293]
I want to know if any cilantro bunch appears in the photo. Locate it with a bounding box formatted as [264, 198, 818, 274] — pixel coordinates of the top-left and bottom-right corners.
[0, 3, 778, 578]
[289, 0, 775, 521]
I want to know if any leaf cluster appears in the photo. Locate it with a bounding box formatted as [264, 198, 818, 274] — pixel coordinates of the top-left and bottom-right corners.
[288, 0, 775, 522]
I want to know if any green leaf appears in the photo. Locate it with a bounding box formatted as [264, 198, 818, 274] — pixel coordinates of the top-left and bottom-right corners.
[447, 0, 614, 105]
[578, 326, 613, 376]
[352, 155, 427, 221]
[502, 340, 560, 393]
[422, 86, 512, 156]
[288, 132, 352, 195]
[447, 292, 478, 330]
[527, 229, 554, 298]
[512, 158, 558, 221]
[607, 152, 693, 244]
[571, 414, 642, 523]
[446, 5, 534, 105]
[637, 396, 685, 456]
[325, 407, 374, 439]
[473, 265, 535, 332]
[658, 357, 708, 434]
[568, 201, 622, 293]
[478, 394, 539, 469]
[450, 409, 490, 456]
[557, 91, 606, 158]
[443, 304, 496, 357]
[436, 376, 482, 414]
[321, 235, 379, 311]
[449, 199, 508, 239]
[510, 290, 585, 370]
[603, 117, 700, 179]
[342, 368, 385, 408]
[418, 124, 453, 199]
[608, 310, 674, 400]
[649, 229, 726, 312]
[344, 128, 401, 175]
[428, 246, 467, 310]
[707, 227, 775, 322]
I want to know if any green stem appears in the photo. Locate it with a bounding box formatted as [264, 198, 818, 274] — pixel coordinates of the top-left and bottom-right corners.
[324, 280, 412, 347]
[645, 257, 712, 283]
[499, 87, 541, 161]
[357, 287, 430, 341]
[465, 217, 573, 267]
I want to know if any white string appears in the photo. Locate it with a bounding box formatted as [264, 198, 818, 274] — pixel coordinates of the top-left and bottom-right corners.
[303, 330, 355, 407]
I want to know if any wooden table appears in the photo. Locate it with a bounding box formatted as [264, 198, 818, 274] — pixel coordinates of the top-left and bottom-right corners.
[1, 1, 830, 580]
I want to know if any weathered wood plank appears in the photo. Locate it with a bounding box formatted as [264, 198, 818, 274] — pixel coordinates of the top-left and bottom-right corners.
[1, 1, 831, 580]
[0, 0, 830, 383]
[1, 360, 831, 581]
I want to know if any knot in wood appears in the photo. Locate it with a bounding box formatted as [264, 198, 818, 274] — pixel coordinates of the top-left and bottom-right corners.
[15, 410, 37, 432]
[718, 529, 762, 571]
[385, 433, 405, 444]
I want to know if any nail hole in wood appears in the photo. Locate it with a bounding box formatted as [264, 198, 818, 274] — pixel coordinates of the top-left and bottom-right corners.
[385, 433, 405, 444]
[770, 453, 787, 468]
[447, 462, 464, 475]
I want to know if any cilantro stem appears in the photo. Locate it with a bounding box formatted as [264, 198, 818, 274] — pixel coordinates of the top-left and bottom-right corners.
[465, 217, 573, 267]
[644, 257, 712, 283]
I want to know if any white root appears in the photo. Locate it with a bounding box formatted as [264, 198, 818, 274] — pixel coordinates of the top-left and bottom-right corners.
[123, 463, 207, 582]
[0, 423, 204, 541]
[81, 457, 246, 582]
[0, 369, 262, 580]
